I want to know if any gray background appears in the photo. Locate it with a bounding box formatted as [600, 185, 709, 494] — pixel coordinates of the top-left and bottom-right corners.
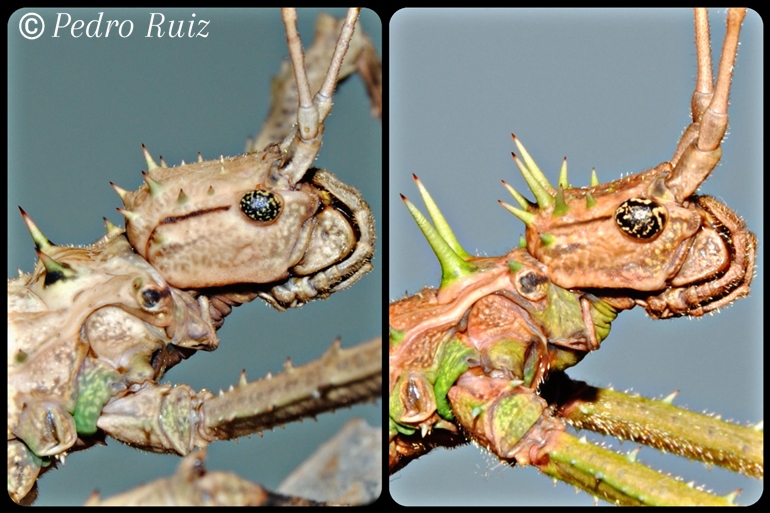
[8, 8, 381, 505]
[390, 9, 761, 506]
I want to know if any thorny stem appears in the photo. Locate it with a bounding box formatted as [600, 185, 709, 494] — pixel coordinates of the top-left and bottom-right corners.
[391, 372, 762, 504]
[544, 372, 763, 479]
[203, 337, 381, 441]
[534, 429, 737, 506]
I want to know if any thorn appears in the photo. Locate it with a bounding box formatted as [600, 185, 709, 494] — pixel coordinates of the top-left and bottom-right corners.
[159, 156, 169, 168]
[102, 218, 121, 236]
[499, 200, 535, 226]
[207, 185, 215, 196]
[179, 159, 186, 166]
[150, 232, 166, 246]
[141, 144, 159, 171]
[558, 156, 569, 189]
[197, 152, 204, 163]
[110, 182, 129, 201]
[753, 420, 763, 431]
[19, 207, 53, 250]
[626, 446, 640, 463]
[117, 208, 140, 223]
[501, 180, 531, 209]
[176, 189, 189, 205]
[539, 233, 555, 247]
[37, 248, 76, 285]
[723, 489, 742, 505]
[265, 371, 272, 380]
[585, 191, 597, 209]
[590, 168, 599, 187]
[511, 134, 554, 194]
[141, 171, 165, 198]
[284, 358, 294, 371]
[552, 186, 569, 217]
[239, 369, 248, 386]
[511, 152, 553, 209]
[324, 338, 342, 359]
[413, 174, 472, 258]
[401, 189, 477, 289]
[518, 236, 527, 248]
[578, 435, 588, 444]
[661, 390, 679, 404]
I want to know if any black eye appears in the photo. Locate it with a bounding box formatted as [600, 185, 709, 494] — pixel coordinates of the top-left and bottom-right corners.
[141, 288, 161, 309]
[614, 198, 667, 240]
[240, 190, 282, 222]
[516, 270, 548, 302]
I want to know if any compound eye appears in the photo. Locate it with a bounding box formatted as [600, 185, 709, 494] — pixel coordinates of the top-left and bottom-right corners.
[614, 198, 667, 240]
[240, 190, 282, 222]
[141, 288, 162, 310]
[516, 269, 548, 302]
[132, 278, 167, 312]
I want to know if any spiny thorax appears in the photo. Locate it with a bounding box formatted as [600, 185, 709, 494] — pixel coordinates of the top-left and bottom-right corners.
[398, 173, 621, 359]
[391, 174, 622, 438]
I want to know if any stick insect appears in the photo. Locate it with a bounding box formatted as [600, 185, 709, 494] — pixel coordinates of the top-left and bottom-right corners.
[9, 8, 381, 505]
[390, 8, 761, 505]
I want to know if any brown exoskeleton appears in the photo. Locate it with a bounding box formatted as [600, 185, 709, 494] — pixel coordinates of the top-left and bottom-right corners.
[9, 8, 381, 505]
[117, 9, 375, 311]
[390, 8, 760, 506]
[501, 9, 755, 320]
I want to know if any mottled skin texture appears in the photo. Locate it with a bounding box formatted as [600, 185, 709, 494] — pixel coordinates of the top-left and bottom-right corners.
[123, 149, 323, 287]
[525, 165, 703, 290]
[510, 10, 755, 319]
[390, 8, 759, 506]
[121, 152, 373, 311]
[8, 9, 380, 505]
[8, 231, 217, 503]
[515, 147, 755, 319]
[117, 17, 377, 308]
[389, 248, 616, 470]
[389, 11, 756, 490]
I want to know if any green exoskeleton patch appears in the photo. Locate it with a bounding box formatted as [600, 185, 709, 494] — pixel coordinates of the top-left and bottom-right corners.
[389, 177, 618, 461]
[390, 8, 759, 506]
[9, 9, 381, 505]
[8, 220, 217, 503]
